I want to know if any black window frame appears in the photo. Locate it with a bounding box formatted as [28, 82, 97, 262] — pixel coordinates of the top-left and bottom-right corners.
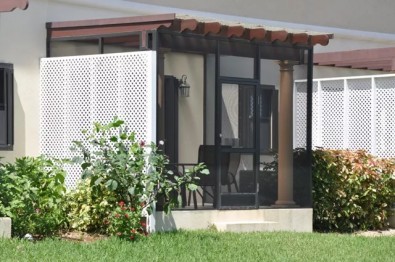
[0, 63, 14, 150]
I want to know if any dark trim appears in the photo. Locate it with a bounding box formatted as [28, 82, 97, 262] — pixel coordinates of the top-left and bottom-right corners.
[254, 45, 261, 208]
[203, 55, 207, 144]
[218, 77, 260, 209]
[49, 32, 142, 42]
[0, 64, 14, 151]
[306, 48, 314, 208]
[46, 27, 51, 57]
[98, 37, 104, 54]
[215, 39, 221, 208]
[218, 76, 260, 85]
[47, 13, 176, 29]
[158, 29, 314, 50]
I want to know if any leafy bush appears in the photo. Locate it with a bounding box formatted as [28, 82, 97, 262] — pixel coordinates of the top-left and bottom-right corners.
[313, 149, 395, 232]
[107, 201, 146, 241]
[64, 179, 117, 233]
[71, 118, 207, 238]
[0, 157, 66, 237]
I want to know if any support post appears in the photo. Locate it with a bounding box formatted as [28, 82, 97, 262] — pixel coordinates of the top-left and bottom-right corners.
[274, 60, 298, 207]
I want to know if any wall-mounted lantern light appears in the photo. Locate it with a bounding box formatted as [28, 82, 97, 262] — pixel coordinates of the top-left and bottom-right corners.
[179, 75, 190, 97]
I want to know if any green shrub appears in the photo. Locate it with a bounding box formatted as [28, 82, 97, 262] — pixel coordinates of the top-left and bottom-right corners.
[107, 200, 146, 241]
[0, 157, 66, 237]
[64, 179, 117, 233]
[71, 118, 207, 238]
[313, 149, 395, 232]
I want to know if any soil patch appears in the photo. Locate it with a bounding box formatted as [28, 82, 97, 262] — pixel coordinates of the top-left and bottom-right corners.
[61, 231, 108, 242]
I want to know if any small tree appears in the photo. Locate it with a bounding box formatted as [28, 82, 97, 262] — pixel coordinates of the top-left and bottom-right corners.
[71, 117, 207, 216]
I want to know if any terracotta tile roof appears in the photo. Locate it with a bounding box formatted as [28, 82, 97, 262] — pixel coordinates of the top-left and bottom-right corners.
[0, 0, 28, 12]
[47, 13, 333, 46]
[314, 47, 395, 72]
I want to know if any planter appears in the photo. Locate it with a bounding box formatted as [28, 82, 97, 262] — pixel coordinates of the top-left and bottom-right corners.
[0, 217, 11, 238]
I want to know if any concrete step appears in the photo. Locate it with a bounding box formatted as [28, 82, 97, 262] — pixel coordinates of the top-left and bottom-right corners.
[214, 221, 278, 232]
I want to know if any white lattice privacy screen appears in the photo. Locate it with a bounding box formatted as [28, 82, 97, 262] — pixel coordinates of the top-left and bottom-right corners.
[40, 51, 157, 188]
[294, 74, 395, 158]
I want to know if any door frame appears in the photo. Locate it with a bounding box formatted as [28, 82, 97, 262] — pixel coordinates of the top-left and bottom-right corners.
[215, 77, 261, 209]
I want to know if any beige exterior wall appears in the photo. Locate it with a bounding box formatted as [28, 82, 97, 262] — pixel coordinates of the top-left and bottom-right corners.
[164, 53, 204, 164]
[0, 0, 139, 161]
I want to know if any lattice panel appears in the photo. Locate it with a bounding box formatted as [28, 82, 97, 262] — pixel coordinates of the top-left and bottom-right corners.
[40, 51, 156, 188]
[321, 80, 344, 149]
[348, 78, 372, 152]
[294, 82, 307, 148]
[375, 77, 395, 158]
[312, 82, 319, 147]
[294, 81, 318, 148]
[295, 74, 395, 158]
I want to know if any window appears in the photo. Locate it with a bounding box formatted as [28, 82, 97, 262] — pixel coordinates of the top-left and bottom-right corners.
[238, 85, 278, 152]
[0, 63, 13, 150]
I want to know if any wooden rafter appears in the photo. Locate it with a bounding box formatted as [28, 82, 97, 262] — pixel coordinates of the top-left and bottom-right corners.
[47, 13, 333, 47]
[0, 0, 28, 12]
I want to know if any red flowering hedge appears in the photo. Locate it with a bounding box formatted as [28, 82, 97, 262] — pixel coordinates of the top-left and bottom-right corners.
[312, 149, 395, 232]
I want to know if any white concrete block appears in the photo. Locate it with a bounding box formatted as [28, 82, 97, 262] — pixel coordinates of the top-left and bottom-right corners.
[154, 208, 313, 233]
[0, 217, 11, 238]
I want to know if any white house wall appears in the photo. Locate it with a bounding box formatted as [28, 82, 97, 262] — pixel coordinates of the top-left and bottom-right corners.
[0, 0, 143, 162]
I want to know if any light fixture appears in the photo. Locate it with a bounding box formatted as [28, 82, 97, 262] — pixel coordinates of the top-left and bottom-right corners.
[179, 75, 190, 97]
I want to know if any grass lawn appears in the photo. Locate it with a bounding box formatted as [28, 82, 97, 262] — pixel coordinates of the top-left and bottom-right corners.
[1, 230, 394, 262]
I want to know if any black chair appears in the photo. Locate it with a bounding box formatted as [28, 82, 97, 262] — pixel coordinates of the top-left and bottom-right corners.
[190, 145, 239, 208]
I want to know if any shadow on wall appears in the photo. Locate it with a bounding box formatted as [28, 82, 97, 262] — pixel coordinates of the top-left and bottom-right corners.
[153, 212, 177, 231]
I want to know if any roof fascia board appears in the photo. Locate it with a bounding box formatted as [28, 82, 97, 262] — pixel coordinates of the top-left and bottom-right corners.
[54, 0, 395, 43]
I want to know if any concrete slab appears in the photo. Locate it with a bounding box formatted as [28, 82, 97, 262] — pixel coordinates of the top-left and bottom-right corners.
[154, 208, 312, 232]
[0, 217, 11, 238]
[214, 221, 278, 232]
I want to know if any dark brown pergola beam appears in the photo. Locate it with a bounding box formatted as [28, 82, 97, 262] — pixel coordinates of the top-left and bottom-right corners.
[0, 0, 28, 12]
[265, 30, 288, 42]
[314, 47, 395, 72]
[315, 47, 395, 63]
[291, 33, 309, 44]
[48, 13, 176, 29]
[49, 23, 170, 39]
[309, 35, 330, 46]
[47, 13, 333, 47]
[195, 22, 222, 35]
[243, 28, 266, 41]
[220, 25, 245, 38]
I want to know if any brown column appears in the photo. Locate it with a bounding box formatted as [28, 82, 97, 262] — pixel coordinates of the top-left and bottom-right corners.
[274, 60, 297, 207]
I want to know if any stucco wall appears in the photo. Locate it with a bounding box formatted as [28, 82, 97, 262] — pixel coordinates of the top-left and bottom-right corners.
[164, 52, 204, 164]
[0, 0, 137, 161]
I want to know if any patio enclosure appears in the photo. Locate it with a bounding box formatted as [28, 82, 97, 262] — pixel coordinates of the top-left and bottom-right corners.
[41, 13, 333, 210]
